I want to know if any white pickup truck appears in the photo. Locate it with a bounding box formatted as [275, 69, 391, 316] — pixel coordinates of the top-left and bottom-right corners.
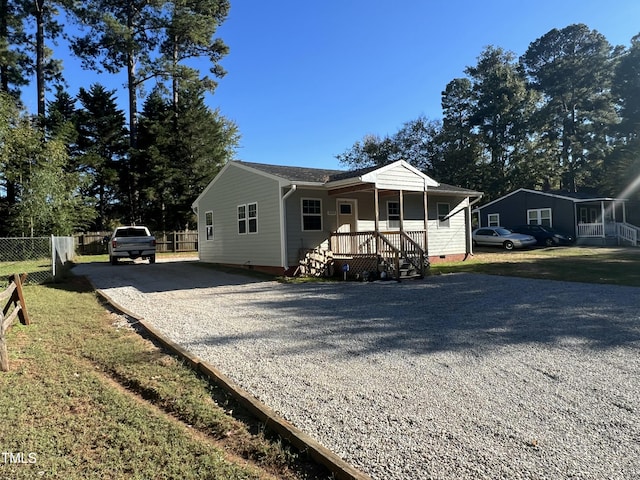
[108, 226, 156, 265]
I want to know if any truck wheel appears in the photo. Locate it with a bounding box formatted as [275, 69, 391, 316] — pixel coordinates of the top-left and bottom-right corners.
[110, 256, 118, 265]
[149, 255, 156, 264]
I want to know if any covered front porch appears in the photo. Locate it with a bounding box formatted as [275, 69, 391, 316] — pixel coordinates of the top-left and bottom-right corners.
[575, 199, 640, 246]
[295, 161, 482, 279]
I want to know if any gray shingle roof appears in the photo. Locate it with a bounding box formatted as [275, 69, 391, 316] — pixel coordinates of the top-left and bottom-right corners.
[237, 161, 344, 183]
[236, 161, 482, 195]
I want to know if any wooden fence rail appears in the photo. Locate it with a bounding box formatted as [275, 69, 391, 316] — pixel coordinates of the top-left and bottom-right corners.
[75, 231, 198, 255]
[0, 273, 30, 372]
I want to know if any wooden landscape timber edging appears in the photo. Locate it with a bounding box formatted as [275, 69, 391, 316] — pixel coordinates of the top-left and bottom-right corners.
[0, 273, 30, 372]
[91, 285, 372, 480]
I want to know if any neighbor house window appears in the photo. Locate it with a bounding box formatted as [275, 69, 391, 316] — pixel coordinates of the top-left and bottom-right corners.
[302, 198, 322, 231]
[205, 211, 214, 240]
[238, 203, 257, 234]
[527, 208, 552, 226]
[437, 203, 451, 227]
[487, 213, 500, 227]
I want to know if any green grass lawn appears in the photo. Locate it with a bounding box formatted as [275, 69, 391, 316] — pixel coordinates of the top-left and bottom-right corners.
[430, 246, 640, 287]
[0, 277, 325, 480]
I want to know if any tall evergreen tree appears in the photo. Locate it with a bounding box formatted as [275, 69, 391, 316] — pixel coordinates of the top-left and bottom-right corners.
[612, 34, 640, 141]
[434, 77, 483, 190]
[69, 0, 166, 150]
[136, 84, 238, 230]
[603, 34, 640, 200]
[0, 0, 29, 98]
[465, 46, 540, 197]
[521, 24, 618, 192]
[18, 0, 66, 117]
[75, 83, 129, 230]
[157, 0, 229, 111]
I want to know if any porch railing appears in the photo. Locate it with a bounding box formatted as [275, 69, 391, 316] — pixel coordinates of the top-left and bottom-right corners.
[617, 222, 639, 245]
[330, 230, 427, 278]
[577, 223, 605, 238]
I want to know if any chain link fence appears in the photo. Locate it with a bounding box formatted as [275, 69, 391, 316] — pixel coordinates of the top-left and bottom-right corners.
[0, 236, 75, 285]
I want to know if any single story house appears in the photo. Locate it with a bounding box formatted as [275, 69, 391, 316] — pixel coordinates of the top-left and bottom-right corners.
[192, 160, 483, 278]
[474, 188, 640, 246]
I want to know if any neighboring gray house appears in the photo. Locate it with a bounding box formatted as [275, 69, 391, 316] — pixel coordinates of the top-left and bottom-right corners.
[192, 160, 482, 277]
[474, 188, 640, 246]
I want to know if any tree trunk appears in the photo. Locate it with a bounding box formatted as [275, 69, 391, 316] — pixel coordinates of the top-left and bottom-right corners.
[0, 0, 8, 93]
[35, 0, 45, 117]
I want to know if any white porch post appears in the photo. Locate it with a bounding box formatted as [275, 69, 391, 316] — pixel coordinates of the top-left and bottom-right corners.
[374, 187, 380, 255]
[601, 201, 606, 238]
[423, 190, 428, 253]
[399, 189, 405, 234]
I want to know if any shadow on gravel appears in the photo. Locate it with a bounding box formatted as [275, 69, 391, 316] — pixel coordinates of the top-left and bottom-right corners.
[73, 260, 266, 293]
[199, 274, 640, 356]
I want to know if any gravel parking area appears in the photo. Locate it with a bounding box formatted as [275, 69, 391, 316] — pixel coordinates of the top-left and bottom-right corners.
[74, 260, 640, 480]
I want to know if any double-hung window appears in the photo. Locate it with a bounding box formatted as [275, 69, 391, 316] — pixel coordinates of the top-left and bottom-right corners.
[527, 208, 551, 226]
[205, 211, 214, 240]
[238, 202, 258, 234]
[487, 213, 500, 227]
[387, 201, 400, 228]
[302, 198, 322, 231]
[437, 203, 451, 228]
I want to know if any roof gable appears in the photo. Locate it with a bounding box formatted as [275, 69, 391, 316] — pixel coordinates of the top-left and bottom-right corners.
[476, 188, 626, 211]
[326, 160, 440, 192]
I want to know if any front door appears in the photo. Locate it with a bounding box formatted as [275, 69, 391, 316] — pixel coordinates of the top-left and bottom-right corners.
[337, 199, 357, 233]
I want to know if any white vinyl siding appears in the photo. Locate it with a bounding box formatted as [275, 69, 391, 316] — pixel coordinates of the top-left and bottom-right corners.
[428, 197, 468, 256]
[197, 164, 282, 267]
[372, 164, 427, 191]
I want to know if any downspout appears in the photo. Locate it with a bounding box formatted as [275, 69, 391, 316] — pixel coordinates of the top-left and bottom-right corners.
[191, 205, 199, 258]
[280, 185, 297, 272]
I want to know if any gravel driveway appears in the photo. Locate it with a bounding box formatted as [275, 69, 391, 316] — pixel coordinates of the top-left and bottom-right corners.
[74, 259, 640, 480]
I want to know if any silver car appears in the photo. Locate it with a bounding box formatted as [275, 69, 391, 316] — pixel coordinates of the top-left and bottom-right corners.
[472, 227, 537, 250]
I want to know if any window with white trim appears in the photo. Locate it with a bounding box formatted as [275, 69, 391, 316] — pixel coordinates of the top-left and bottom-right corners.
[238, 205, 246, 234]
[302, 198, 322, 231]
[437, 203, 451, 227]
[248, 203, 258, 233]
[527, 208, 552, 226]
[238, 202, 258, 234]
[387, 201, 400, 228]
[579, 207, 588, 223]
[205, 211, 214, 240]
[487, 213, 500, 227]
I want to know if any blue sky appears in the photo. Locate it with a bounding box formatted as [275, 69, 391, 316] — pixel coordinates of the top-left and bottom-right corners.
[50, 1, 640, 171]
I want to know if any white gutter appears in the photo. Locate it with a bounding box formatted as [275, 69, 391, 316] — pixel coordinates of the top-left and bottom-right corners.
[280, 185, 297, 271]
